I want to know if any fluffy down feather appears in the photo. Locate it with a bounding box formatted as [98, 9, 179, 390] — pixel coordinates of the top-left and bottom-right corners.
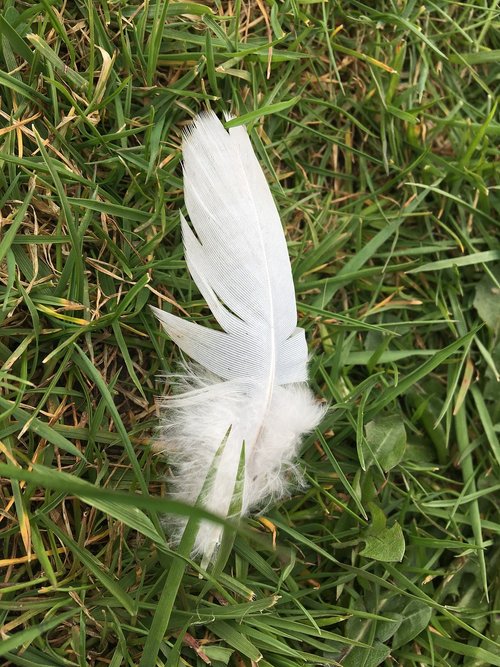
[153, 112, 324, 558]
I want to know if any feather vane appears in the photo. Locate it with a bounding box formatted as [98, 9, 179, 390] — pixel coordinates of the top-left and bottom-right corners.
[153, 112, 324, 558]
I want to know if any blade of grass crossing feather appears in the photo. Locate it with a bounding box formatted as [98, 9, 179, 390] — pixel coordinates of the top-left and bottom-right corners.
[455, 404, 489, 600]
[202, 441, 246, 576]
[140, 429, 232, 667]
[0, 462, 226, 526]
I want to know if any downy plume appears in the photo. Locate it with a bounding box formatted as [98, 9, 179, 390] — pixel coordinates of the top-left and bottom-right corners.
[152, 112, 324, 559]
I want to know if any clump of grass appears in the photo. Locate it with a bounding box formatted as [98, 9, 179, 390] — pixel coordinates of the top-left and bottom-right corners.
[0, 1, 499, 666]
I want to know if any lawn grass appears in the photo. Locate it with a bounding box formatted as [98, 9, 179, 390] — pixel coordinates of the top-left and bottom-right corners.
[0, 1, 499, 665]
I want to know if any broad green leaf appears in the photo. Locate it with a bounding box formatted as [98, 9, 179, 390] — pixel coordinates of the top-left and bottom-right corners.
[360, 522, 405, 562]
[392, 600, 432, 649]
[363, 415, 406, 471]
[341, 641, 391, 667]
[375, 613, 403, 643]
[473, 268, 500, 333]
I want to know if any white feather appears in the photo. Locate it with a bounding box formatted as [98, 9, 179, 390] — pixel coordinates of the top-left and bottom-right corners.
[152, 112, 324, 558]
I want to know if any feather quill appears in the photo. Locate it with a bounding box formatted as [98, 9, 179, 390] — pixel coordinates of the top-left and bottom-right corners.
[152, 112, 324, 558]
